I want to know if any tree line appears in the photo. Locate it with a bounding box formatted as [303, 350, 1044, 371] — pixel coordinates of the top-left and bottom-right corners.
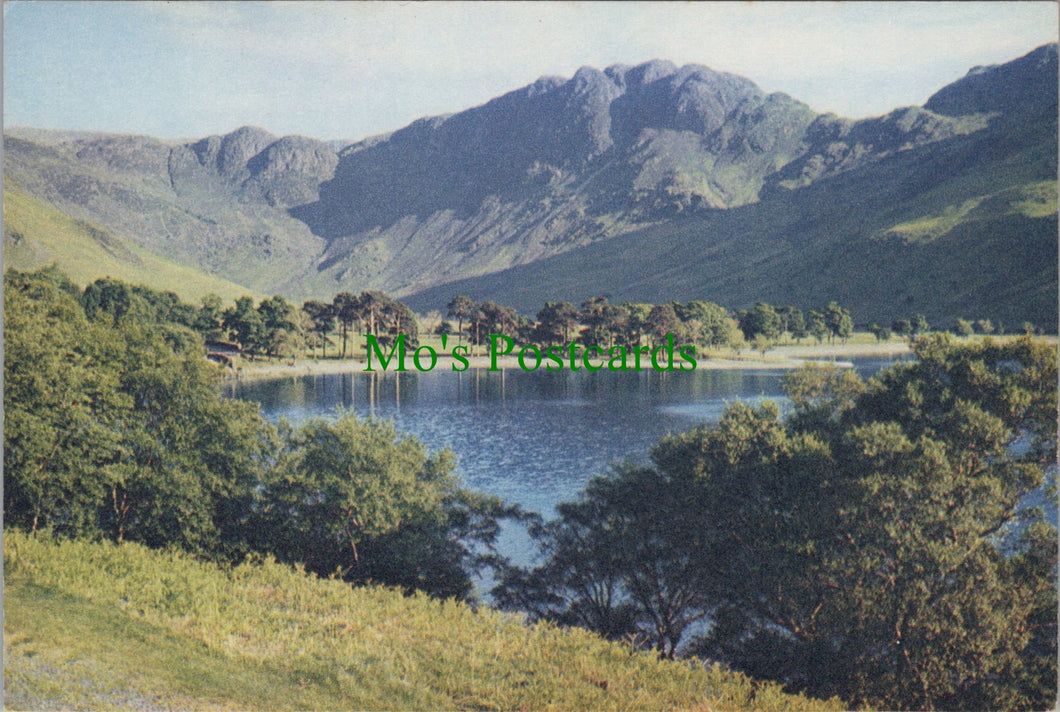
[78, 275, 1031, 364]
[444, 296, 857, 352]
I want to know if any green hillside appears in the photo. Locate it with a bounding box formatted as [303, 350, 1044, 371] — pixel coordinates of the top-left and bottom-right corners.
[405, 165, 1057, 330]
[4, 530, 841, 711]
[3, 187, 258, 302]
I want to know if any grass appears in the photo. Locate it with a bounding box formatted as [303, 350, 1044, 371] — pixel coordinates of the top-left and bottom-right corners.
[1010, 179, 1059, 218]
[4, 579, 343, 711]
[879, 180, 1057, 244]
[4, 530, 843, 711]
[879, 197, 985, 244]
[3, 187, 258, 303]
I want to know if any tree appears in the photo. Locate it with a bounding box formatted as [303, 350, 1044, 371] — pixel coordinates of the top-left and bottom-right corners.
[580, 297, 630, 349]
[253, 415, 510, 598]
[675, 300, 736, 349]
[4, 269, 128, 536]
[222, 296, 264, 353]
[534, 301, 580, 346]
[4, 269, 274, 556]
[692, 336, 1058, 710]
[778, 305, 807, 344]
[620, 302, 653, 348]
[378, 296, 419, 348]
[82, 277, 135, 326]
[447, 295, 476, 345]
[646, 304, 686, 347]
[302, 300, 336, 358]
[781, 362, 866, 432]
[469, 301, 520, 347]
[891, 318, 912, 339]
[504, 336, 1058, 710]
[194, 294, 227, 340]
[910, 313, 929, 338]
[331, 292, 360, 358]
[809, 310, 829, 344]
[3, 267, 520, 600]
[495, 462, 713, 658]
[955, 318, 975, 337]
[132, 286, 195, 327]
[257, 416, 448, 571]
[823, 302, 853, 344]
[868, 323, 891, 342]
[256, 295, 301, 358]
[738, 302, 782, 343]
[102, 321, 275, 552]
[357, 291, 390, 339]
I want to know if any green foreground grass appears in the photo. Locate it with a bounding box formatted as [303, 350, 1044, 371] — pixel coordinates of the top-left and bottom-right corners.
[4, 530, 842, 711]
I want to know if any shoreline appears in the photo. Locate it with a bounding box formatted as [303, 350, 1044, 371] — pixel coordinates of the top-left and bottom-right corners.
[223, 341, 913, 382]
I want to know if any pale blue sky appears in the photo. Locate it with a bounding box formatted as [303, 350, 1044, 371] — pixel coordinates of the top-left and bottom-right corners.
[4, 1, 1057, 141]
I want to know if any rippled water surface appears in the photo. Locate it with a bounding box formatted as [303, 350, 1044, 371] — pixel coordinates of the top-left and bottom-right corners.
[227, 358, 900, 519]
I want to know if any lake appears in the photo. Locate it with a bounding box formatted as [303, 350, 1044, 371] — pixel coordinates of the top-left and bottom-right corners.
[226, 358, 901, 522]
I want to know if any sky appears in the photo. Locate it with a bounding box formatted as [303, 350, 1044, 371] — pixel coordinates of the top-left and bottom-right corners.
[4, 1, 1058, 142]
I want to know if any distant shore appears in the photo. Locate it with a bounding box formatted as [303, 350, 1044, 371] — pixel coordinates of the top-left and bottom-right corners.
[224, 341, 913, 382]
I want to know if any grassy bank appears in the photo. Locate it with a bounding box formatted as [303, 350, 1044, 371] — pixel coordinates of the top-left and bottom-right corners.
[4, 530, 842, 711]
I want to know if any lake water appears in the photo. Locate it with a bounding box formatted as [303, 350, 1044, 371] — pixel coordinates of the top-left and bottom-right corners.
[227, 354, 1055, 592]
[226, 358, 901, 522]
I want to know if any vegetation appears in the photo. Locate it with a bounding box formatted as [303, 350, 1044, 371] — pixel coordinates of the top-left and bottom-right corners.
[3, 267, 505, 598]
[437, 295, 852, 359]
[5, 530, 842, 711]
[5, 265, 1056, 709]
[3, 186, 256, 302]
[404, 173, 1058, 332]
[496, 335, 1058, 710]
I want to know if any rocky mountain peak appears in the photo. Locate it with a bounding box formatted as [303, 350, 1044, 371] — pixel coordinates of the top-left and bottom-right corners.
[622, 59, 679, 87]
[4, 44, 1052, 318]
[247, 135, 338, 179]
[190, 125, 278, 180]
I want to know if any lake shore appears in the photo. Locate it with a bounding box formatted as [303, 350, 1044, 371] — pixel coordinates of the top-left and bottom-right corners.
[224, 340, 913, 382]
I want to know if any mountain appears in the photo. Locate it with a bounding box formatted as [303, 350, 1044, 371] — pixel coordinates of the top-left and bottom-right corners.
[291, 58, 998, 299]
[4, 127, 330, 293]
[403, 44, 1058, 328]
[4, 44, 1056, 327]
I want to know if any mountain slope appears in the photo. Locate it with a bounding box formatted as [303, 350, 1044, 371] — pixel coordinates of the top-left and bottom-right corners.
[3, 186, 259, 302]
[289, 58, 992, 298]
[404, 108, 1056, 328]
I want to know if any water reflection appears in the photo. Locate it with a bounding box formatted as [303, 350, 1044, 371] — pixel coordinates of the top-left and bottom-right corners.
[228, 359, 899, 522]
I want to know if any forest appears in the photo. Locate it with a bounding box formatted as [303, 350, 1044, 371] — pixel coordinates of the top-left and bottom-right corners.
[4, 266, 1057, 711]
